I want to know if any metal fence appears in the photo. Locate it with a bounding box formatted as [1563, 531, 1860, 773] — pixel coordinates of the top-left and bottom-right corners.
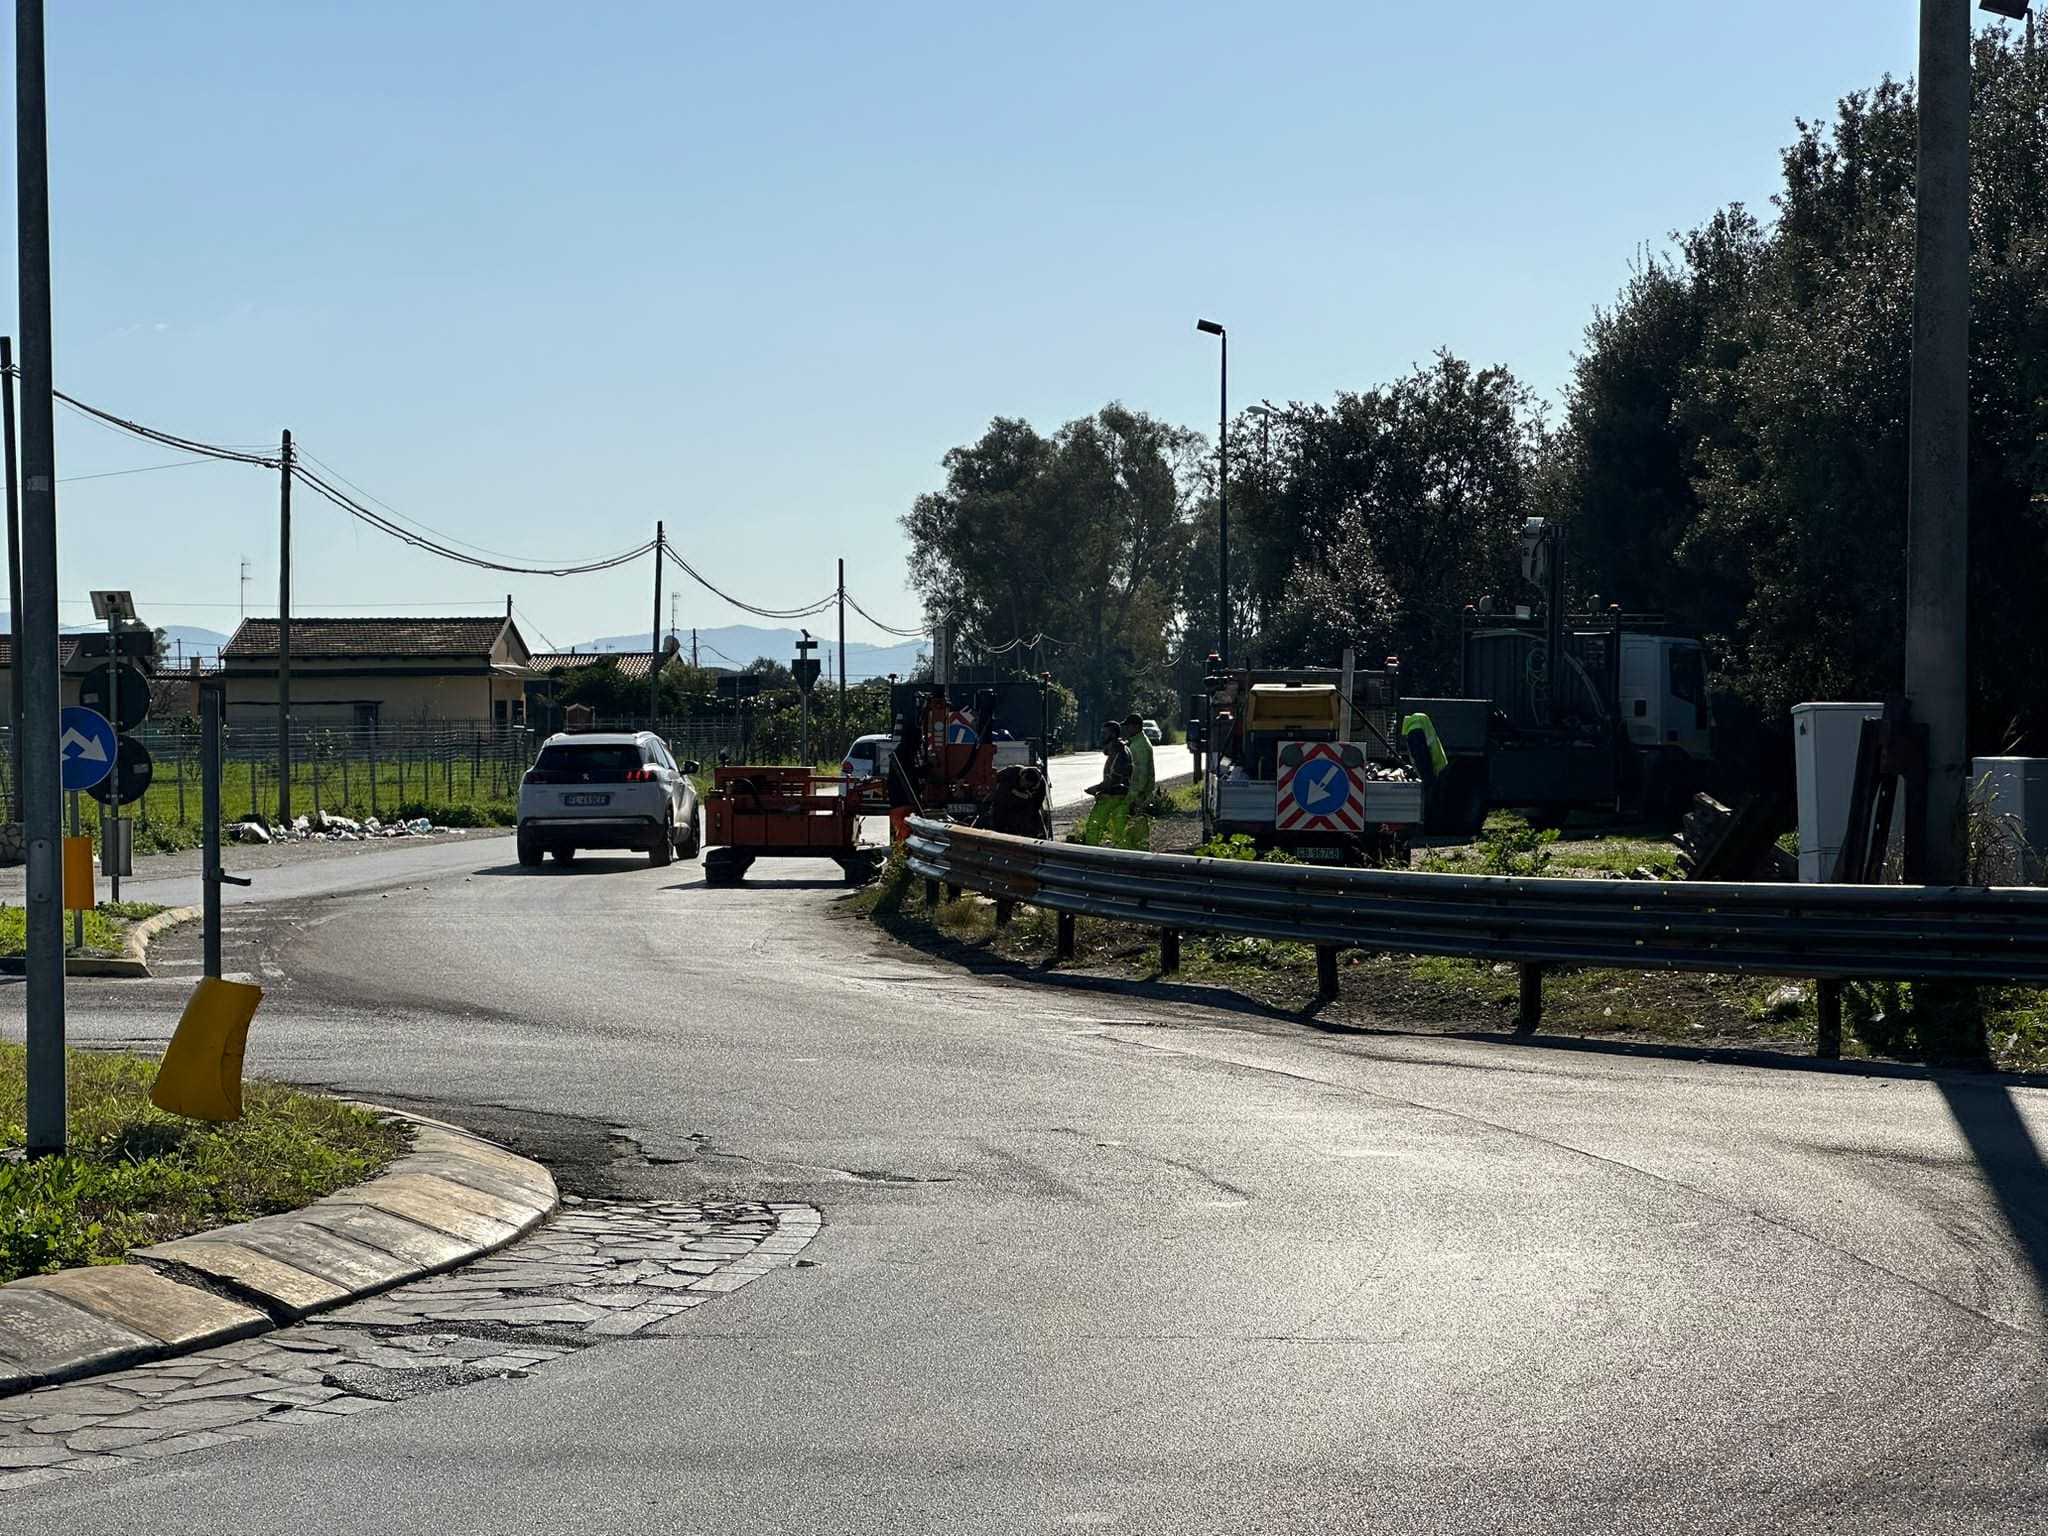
[904, 818, 2048, 1054]
[0, 716, 751, 827]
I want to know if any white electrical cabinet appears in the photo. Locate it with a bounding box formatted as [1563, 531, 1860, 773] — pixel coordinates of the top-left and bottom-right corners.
[1792, 702, 1882, 883]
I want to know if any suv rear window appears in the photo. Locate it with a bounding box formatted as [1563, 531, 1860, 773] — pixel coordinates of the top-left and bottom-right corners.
[532, 743, 647, 781]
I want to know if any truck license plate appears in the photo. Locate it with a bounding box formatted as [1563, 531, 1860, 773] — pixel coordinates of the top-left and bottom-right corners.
[564, 792, 610, 807]
[1295, 844, 1343, 863]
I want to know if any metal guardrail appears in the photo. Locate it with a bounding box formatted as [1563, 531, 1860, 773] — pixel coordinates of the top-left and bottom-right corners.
[902, 818, 2048, 1057]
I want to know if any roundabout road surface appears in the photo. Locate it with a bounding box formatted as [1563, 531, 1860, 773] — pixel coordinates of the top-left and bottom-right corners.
[5, 823, 2048, 1533]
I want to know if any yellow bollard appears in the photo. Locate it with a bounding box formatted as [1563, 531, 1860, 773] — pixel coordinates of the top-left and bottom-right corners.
[62, 835, 93, 910]
[150, 977, 263, 1122]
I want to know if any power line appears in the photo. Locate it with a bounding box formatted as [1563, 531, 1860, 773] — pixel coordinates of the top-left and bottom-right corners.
[47, 386, 278, 466]
[842, 592, 926, 637]
[292, 462, 655, 576]
[662, 545, 835, 621]
[28, 376, 876, 621]
[510, 602, 560, 653]
[298, 448, 587, 567]
[57, 457, 232, 484]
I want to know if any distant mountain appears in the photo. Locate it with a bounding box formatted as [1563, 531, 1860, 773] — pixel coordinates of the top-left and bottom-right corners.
[567, 624, 925, 682]
[0, 615, 231, 665]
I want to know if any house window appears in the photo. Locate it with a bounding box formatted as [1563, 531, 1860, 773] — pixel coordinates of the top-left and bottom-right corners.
[354, 703, 380, 730]
[494, 698, 510, 724]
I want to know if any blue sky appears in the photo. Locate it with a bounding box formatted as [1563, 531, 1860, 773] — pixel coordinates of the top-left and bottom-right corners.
[0, 2, 1972, 651]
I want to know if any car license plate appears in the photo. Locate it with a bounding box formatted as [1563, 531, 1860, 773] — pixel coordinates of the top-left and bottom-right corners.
[1295, 844, 1343, 863]
[563, 792, 610, 807]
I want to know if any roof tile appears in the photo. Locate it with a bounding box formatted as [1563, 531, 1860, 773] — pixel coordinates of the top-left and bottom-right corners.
[222, 618, 510, 661]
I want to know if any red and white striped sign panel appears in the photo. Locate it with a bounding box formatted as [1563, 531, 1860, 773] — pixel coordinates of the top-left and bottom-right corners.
[1275, 742, 1366, 833]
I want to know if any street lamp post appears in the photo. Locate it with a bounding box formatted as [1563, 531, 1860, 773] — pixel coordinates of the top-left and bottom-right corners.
[1196, 319, 1227, 663]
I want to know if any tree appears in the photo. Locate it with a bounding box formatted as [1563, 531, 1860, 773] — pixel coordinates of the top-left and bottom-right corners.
[1229, 353, 1541, 689]
[903, 404, 1201, 731]
[1558, 37, 2048, 747]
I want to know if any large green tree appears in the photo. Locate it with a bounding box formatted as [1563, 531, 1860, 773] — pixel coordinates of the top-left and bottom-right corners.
[903, 404, 1200, 729]
[1231, 353, 1544, 690]
[1560, 35, 2048, 748]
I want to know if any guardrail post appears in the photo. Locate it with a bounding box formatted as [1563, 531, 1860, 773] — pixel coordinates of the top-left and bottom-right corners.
[995, 897, 1013, 928]
[1517, 963, 1544, 1034]
[1056, 912, 1075, 960]
[1316, 945, 1339, 1001]
[1161, 929, 1180, 973]
[923, 876, 941, 907]
[1816, 979, 1842, 1060]
[946, 882, 961, 902]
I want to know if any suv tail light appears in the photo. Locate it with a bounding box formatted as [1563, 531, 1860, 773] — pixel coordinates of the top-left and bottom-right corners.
[625, 768, 654, 782]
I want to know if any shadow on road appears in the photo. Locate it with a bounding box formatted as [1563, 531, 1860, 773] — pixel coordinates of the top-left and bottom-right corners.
[471, 858, 664, 877]
[1938, 1079, 2048, 1309]
[888, 927, 2048, 1091]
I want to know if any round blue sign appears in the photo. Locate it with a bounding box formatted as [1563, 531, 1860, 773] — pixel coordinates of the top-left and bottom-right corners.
[58, 706, 117, 792]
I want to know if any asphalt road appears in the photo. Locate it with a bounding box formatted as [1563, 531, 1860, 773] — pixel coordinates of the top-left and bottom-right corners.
[7, 794, 2048, 1531]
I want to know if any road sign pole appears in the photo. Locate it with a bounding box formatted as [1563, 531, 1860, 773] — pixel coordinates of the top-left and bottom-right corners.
[201, 684, 222, 979]
[2, 336, 21, 821]
[18, 0, 67, 1156]
[67, 789, 79, 952]
[277, 428, 292, 826]
[104, 603, 116, 900]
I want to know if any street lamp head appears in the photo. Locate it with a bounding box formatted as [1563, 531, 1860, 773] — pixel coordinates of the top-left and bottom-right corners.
[1195, 318, 1224, 337]
[1980, 0, 2029, 18]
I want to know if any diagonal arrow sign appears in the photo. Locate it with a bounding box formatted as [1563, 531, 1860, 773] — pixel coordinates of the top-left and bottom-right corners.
[60, 727, 109, 762]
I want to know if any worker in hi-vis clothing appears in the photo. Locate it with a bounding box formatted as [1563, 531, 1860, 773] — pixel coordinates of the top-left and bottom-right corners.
[1120, 713, 1155, 851]
[1080, 722, 1133, 846]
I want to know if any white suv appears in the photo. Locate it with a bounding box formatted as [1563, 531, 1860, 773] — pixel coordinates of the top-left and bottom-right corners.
[516, 731, 701, 868]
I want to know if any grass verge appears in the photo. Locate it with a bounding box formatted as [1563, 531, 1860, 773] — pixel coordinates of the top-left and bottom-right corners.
[0, 1044, 407, 1282]
[846, 854, 2048, 1070]
[0, 901, 168, 958]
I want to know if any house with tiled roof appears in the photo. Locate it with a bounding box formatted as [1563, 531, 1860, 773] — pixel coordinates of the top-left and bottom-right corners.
[526, 639, 682, 683]
[0, 631, 158, 722]
[218, 615, 534, 728]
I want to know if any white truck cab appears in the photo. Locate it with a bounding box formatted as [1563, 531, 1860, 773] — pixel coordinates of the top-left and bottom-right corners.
[1617, 634, 1713, 761]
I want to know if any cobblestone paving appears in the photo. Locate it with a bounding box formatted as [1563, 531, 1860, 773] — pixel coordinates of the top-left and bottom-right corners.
[0, 1197, 819, 1491]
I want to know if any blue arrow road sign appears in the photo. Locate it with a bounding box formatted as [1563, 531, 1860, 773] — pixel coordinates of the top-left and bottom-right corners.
[1299, 761, 1348, 815]
[59, 706, 117, 792]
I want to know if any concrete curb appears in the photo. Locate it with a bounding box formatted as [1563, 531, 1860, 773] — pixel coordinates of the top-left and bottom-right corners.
[0, 1108, 558, 1398]
[1, 905, 202, 979]
[64, 904, 200, 979]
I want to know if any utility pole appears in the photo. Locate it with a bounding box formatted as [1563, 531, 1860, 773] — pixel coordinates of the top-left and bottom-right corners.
[649, 520, 664, 723]
[837, 557, 846, 749]
[691, 627, 698, 669]
[1904, 0, 1971, 885]
[17, 0, 67, 1156]
[276, 428, 293, 825]
[3, 335, 22, 817]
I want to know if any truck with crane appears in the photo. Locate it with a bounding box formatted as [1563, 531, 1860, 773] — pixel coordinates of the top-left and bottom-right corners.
[1403, 517, 1715, 830]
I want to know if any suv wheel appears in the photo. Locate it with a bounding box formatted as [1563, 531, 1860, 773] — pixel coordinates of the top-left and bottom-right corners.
[678, 809, 701, 859]
[649, 813, 675, 867]
[516, 828, 543, 867]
